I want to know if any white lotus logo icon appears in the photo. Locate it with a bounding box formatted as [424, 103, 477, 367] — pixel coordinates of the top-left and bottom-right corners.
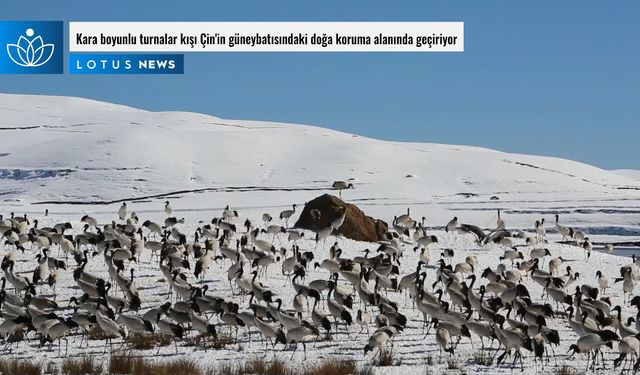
[6, 28, 55, 67]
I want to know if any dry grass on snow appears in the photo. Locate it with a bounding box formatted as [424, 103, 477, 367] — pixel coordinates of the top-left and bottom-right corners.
[0, 353, 375, 375]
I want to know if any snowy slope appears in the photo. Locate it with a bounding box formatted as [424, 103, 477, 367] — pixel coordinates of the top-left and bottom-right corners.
[1, 93, 639, 206]
[613, 169, 640, 181]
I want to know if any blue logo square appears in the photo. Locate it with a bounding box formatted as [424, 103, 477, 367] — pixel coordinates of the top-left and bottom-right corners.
[0, 21, 63, 74]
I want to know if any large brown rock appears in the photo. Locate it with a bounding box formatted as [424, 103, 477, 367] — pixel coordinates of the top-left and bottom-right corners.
[294, 194, 388, 242]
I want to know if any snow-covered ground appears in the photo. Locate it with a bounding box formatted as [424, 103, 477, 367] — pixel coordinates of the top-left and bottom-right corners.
[2, 93, 640, 374]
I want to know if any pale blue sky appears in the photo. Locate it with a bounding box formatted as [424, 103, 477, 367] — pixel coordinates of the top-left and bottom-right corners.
[1, 1, 638, 169]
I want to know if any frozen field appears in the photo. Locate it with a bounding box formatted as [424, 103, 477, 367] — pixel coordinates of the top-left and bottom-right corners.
[2, 94, 640, 374]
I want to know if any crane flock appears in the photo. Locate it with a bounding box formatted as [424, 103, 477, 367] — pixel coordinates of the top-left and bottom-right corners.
[0, 200, 639, 373]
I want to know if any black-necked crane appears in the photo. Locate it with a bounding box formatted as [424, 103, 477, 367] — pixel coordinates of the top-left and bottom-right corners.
[593, 304, 620, 332]
[412, 216, 427, 240]
[222, 205, 238, 222]
[24, 293, 58, 311]
[32, 252, 50, 288]
[279, 204, 297, 228]
[142, 220, 163, 240]
[114, 266, 137, 294]
[265, 224, 286, 243]
[559, 266, 580, 290]
[525, 236, 540, 248]
[453, 260, 474, 276]
[250, 270, 275, 303]
[494, 235, 514, 250]
[252, 252, 278, 277]
[2, 262, 35, 296]
[555, 214, 574, 241]
[567, 331, 619, 371]
[432, 318, 470, 346]
[327, 281, 352, 332]
[531, 332, 545, 371]
[569, 308, 599, 336]
[545, 280, 573, 311]
[261, 213, 273, 229]
[291, 273, 320, 302]
[220, 303, 245, 340]
[620, 317, 639, 338]
[497, 209, 505, 230]
[525, 314, 560, 366]
[254, 315, 286, 351]
[614, 336, 640, 372]
[118, 202, 127, 221]
[398, 262, 424, 297]
[165, 216, 185, 229]
[466, 318, 494, 352]
[492, 314, 533, 371]
[2, 228, 20, 245]
[330, 207, 346, 230]
[502, 267, 522, 284]
[308, 276, 331, 296]
[356, 309, 371, 333]
[582, 237, 593, 260]
[194, 248, 214, 280]
[311, 296, 331, 336]
[363, 328, 392, 358]
[116, 313, 154, 339]
[548, 257, 564, 276]
[29, 233, 51, 251]
[293, 289, 306, 320]
[445, 217, 458, 238]
[80, 214, 98, 228]
[42, 317, 78, 356]
[595, 270, 609, 294]
[499, 248, 523, 265]
[329, 274, 353, 309]
[535, 218, 546, 243]
[416, 246, 431, 266]
[516, 258, 536, 274]
[286, 321, 320, 359]
[233, 267, 253, 294]
[157, 318, 184, 353]
[67, 309, 96, 348]
[315, 226, 333, 250]
[615, 266, 636, 303]
[530, 248, 551, 261]
[96, 309, 125, 352]
[287, 230, 304, 244]
[415, 234, 438, 249]
[435, 327, 455, 361]
[281, 248, 300, 280]
[332, 181, 354, 199]
[440, 248, 454, 264]
[164, 200, 172, 217]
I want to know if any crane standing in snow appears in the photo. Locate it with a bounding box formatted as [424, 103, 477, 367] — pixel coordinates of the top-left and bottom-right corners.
[118, 202, 127, 221]
[332, 181, 354, 199]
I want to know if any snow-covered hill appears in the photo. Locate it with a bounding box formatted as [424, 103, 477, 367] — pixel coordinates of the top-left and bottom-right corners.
[613, 169, 640, 181]
[1, 93, 638, 205]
